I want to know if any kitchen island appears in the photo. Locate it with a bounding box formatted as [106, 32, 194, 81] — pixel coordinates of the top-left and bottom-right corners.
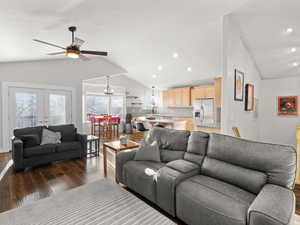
[136, 116, 186, 130]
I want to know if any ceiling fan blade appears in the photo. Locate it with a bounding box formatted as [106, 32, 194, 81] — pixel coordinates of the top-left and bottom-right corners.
[74, 37, 85, 47]
[33, 39, 66, 50]
[81, 50, 108, 56]
[80, 54, 90, 61]
[47, 51, 66, 55]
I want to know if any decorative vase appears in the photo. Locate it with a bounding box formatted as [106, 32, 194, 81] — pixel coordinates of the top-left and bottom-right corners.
[119, 135, 128, 145]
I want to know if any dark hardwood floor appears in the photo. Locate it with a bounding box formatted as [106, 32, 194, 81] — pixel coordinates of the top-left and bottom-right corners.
[0, 131, 299, 223]
[0, 131, 146, 213]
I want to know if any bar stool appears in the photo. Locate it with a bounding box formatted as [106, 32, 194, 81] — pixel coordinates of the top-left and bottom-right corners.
[111, 117, 120, 136]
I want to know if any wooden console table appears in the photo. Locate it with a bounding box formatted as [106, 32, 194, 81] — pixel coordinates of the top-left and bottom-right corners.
[103, 140, 139, 183]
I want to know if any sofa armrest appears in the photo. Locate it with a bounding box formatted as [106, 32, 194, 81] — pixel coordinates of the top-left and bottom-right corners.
[156, 160, 200, 216]
[76, 133, 87, 157]
[116, 149, 137, 184]
[247, 184, 295, 225]
[12, 137, 24, 171]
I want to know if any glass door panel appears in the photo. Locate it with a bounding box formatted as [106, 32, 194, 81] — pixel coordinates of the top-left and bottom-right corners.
[49, 94, 66, 125]
[9, 88, 43, 143]
[46, 91, 72, 126]
[15, 92, 39, 128]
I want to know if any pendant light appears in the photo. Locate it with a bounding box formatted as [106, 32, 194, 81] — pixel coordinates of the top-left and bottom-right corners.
[104, 75, 114, 95]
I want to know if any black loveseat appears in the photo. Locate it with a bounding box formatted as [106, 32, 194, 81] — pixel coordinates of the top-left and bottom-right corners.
[12, 124, 87, 172]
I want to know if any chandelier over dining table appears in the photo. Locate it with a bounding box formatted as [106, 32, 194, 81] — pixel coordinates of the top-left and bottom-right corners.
[104, 75, 114, 95]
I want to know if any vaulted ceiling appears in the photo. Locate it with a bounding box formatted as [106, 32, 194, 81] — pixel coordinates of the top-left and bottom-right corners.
[231, 0, 300, 79]
[0, 0, 249, 88]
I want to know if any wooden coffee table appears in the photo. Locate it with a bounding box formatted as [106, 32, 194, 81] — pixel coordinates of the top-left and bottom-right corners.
[103, 140, 140, 183]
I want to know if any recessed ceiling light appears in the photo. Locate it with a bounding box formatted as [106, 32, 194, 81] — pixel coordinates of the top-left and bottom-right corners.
[290, 47, 297, 53]
[289, 62, 299, 67]
[286, 28, 294, 34]
[172, 52, 179, 58]
[158, 65, 163, 71]
[152, 74, 157, 78]
[187, 67, 192, 72]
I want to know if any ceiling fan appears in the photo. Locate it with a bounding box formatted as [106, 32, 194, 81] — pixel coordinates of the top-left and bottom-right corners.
[33, 26, 108, 60]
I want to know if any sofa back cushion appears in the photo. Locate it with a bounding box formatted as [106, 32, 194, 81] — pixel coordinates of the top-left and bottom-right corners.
[14, 126, 43, 145]
[47, 124, 76, 142]
[147, 127, 190, 162]
[184, 131, 209, 165]
[201, 133, 296, 194]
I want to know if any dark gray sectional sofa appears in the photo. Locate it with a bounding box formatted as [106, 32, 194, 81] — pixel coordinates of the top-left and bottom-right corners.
[12, 124, 87, 172]
[116, 127, 296, 225]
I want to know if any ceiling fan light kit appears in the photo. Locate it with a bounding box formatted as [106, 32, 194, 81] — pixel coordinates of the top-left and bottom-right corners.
[66, 46, 80, 59]
[33, 26, 108, 60]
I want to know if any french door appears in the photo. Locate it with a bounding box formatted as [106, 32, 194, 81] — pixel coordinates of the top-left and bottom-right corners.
[9, 87, 72, 131]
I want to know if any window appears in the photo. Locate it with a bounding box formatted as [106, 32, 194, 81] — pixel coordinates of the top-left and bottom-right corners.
[85, 94, 125, 119]
[111, 95, 124, 118]
[86, 95, 109, 117]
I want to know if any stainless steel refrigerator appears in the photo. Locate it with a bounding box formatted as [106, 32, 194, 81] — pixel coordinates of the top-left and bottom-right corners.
[193, 99, 217, 128]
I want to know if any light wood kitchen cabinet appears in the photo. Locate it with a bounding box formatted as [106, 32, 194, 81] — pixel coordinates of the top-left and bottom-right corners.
[191, 86, 215, 103]
[173, 117, 194, 131]
[163, 89, 174, 106]
[174, 88, 182, 106]
[163, 91, 168, 106]
[214, 77, 222, 108]
[163, 87, 191, 107]
[181, 87, 191, 107]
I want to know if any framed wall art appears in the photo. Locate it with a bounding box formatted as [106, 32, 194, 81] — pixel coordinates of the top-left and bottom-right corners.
[234, 69, 244, 101]
[245, 84, 254, 111]
[277, 96, 298, 116]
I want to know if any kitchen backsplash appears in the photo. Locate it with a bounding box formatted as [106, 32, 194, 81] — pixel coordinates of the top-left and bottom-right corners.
[158, 107, 193, 118]
[126, 106, 193, 118]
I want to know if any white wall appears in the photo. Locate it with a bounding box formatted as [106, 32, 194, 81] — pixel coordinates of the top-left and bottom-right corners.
[0, 58, 126, 151]
[259, 76, 300, 146]
[221, 15, 262, 140]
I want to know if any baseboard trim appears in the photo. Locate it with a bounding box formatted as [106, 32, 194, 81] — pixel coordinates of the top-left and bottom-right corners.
[0, 148, 9, 153]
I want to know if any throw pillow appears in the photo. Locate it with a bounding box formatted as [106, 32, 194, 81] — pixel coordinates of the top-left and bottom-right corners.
[134, 140, 161, 162]
[40, 128, 61, 145]
[19, 134, 40, 148]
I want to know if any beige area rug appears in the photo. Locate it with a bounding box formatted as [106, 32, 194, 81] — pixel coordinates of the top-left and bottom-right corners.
[0, 179, 175, 225]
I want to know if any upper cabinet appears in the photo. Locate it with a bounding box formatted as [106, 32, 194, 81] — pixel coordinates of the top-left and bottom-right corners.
[163, 78, 222, 108]
[181, 87, 191, 107]
[163, 87, 191, 107]
[191, 86, 215, 104]
[214, 77, 222, 108]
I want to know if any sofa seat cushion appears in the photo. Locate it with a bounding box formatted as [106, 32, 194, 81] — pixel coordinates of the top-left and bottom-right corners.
[56, 142, 82, 153]
[166, 159, 200, 173]
[176, 175, 256, 225]
[24, 144, 56, 158]
[123, 161, 165, 203]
